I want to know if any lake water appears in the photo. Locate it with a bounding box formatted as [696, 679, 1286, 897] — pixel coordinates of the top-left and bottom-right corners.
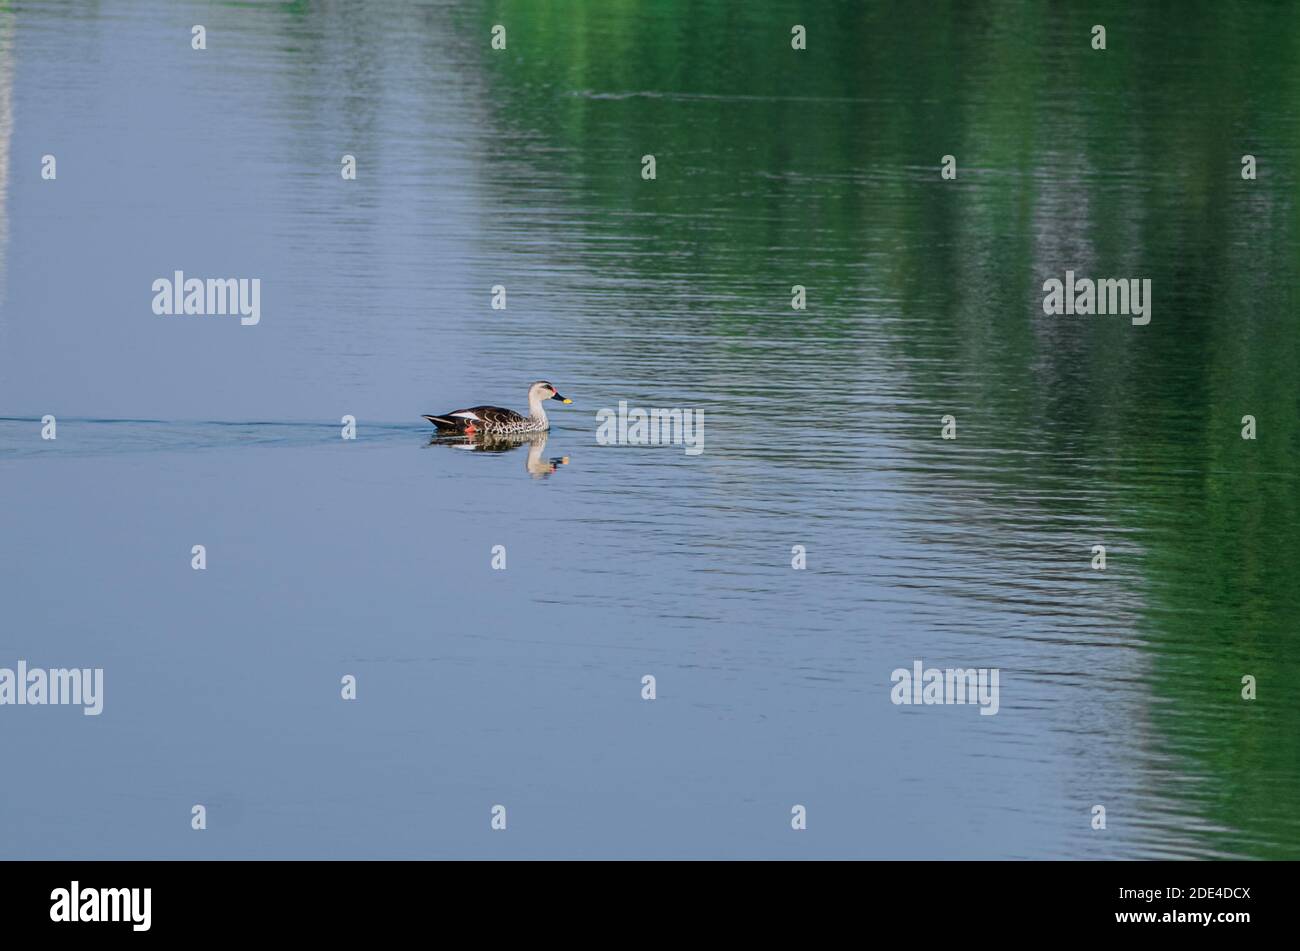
[1, 1, 1298, 859]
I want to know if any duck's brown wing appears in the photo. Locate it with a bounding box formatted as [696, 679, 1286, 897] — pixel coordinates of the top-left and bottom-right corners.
[423, 405, 525, 432]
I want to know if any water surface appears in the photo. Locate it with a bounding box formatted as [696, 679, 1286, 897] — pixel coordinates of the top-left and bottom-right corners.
[1, 0, 1298, 859]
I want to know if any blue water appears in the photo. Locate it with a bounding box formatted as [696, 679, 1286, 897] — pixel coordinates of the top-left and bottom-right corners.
[2, 0, 1298, 859]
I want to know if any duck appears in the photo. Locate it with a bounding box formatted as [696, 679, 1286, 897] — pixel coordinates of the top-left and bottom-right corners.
[423, 381, 572, 436]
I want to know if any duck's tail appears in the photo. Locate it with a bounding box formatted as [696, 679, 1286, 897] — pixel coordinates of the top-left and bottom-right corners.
[422, 415, 463, 431]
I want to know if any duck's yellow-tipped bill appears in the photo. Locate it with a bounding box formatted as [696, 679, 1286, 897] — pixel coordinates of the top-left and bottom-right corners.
[561, 398, 572, 404]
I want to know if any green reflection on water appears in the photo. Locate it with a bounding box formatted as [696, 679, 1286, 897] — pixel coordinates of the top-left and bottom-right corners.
[462, 0, 1300, 857]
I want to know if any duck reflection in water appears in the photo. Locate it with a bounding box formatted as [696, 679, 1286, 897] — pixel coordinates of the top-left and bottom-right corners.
[427, 429, 569, 479]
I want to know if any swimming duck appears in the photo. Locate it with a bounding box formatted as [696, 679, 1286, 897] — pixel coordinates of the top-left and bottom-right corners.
[423, 381, 572, 436]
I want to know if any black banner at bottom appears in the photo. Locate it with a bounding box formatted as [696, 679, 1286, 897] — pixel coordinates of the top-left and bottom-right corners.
[0, 860, 1279, 938]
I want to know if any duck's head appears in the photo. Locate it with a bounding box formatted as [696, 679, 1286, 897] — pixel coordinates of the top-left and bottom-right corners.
[530, 380, 572, 404]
